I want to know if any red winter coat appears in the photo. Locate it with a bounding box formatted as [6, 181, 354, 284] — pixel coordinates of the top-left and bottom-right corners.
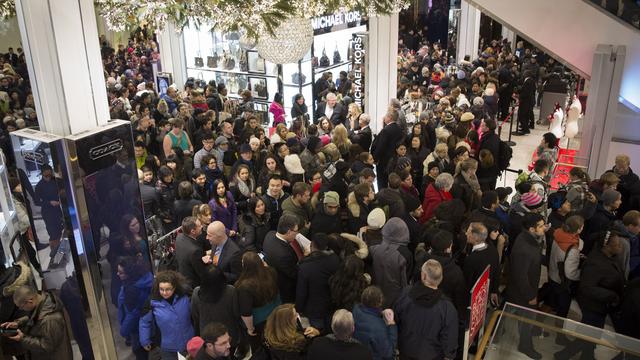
[420, 183, 452, 224]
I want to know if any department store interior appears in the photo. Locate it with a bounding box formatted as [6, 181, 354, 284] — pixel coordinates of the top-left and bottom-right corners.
[0, 0, 639, 359]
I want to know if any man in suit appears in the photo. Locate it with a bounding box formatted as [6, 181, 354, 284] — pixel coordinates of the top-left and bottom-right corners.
[205, 221, 242, 284]
[315, 92, 345, 126]
[262, 214, 304, 303]
[515, 70, 536, 135]
[175, 216, 204, 287]
[371, 111, 404, 189]
[349, 114, 372, 151]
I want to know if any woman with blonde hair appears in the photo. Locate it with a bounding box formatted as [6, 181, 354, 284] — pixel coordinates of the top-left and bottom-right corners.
[332, 124, 351, 160]
[264, 304, 320, 359]
[347, 103, 363, 131]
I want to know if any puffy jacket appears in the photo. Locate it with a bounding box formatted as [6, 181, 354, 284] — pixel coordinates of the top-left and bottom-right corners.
[139, 294, 195, 352]
[352, 304, 397, 360]
[118, 272, 153, 338]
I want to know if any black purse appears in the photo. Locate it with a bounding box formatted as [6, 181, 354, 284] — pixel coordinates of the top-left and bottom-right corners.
[194, 52, 204, 68]
[292, 72, 306, 85]
[319, 48, 330, 67]
[333, 45, 341, 64]
[207, 51, 219, 68]
[223, 51, 236, 70]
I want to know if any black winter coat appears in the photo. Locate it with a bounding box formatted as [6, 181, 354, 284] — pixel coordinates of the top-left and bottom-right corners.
[238, 212, 271, 251]
[371, 123, 404, 170]
[477, 131, 501, 180]
[577, 248, 625, 316]
[310, 205, 344, 236]
[414, 251, 466, 319]
[263, 231, 299, 303]
[394, 285, 458, 360]
[173, 198, 202, 225]
[505, 231, 542, 305]
[307, 335, 372, 360]
[296, 251, 341, 320]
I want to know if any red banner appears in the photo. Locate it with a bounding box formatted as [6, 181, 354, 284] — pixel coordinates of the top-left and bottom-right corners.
[469, 265, 490, 344]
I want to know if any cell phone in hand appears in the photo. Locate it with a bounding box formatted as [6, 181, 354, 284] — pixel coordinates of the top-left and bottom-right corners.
[0, 328, 18, 336]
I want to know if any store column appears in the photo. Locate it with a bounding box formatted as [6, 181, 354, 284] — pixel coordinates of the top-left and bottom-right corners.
[13, 1, 145, 359]
[15, 0, 109, 136]
[367, 14, 399, 133]
[157, 22, 188, 88]
[581, 45, 626, 178]
[457, 0, 481, 63]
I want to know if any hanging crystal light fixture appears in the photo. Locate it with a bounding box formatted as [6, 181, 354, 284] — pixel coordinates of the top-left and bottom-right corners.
[256, 17, 313, 64]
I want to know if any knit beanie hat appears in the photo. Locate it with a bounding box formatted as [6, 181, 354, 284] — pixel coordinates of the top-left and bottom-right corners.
[323, 191, 340, 206]
[284, 154, 305, 175]
[460, 112, 475, 122]
[473, 97, 484, 106]
[521, 191, 543, 208]
[367, 208, 386, 229]
[187, 337, 204, 358]
[601, 189, 621, 207]
[382, 217, 410, 245]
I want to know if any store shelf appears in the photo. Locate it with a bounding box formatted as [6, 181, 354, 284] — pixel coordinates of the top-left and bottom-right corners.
[187, 66, 278, 78]
[313, 60, 351, 73]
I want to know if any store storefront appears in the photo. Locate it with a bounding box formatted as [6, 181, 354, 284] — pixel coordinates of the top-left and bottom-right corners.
[181, 11, 367, 127]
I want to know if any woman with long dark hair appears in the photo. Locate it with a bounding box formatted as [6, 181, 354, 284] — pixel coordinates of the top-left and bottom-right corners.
[291, 94, 308, 120]
[208, 179, 238, 237]
[139, 271, 194, 358]
[191, 265, 241, 350]
[257, 155, 289, 195]
[238, 198, 271, 251]
[229, 164, 256, 213]
[235, 252, 281, 350]
[329, 255, 369, 311]
[270, 93, 286, 126]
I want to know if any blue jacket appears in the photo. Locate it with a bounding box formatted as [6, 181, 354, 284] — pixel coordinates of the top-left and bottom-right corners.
[118, 272, 153, 338]
[352, 304, 397, 360]
[139, 294, 195, 352]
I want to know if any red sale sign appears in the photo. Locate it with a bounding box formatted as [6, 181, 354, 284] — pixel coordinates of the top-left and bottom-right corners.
[469, 265, 490, 343]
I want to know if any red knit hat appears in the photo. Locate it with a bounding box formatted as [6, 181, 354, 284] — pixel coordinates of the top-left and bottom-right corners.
[186, 336, 204, 358]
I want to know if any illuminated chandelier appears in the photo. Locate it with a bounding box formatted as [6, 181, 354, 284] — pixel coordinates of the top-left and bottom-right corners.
[256, 17, 313, 64]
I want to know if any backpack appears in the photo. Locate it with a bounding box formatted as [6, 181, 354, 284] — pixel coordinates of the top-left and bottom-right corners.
[497, 140, 513, 172]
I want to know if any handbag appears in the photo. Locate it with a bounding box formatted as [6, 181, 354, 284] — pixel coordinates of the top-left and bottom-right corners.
[333, 45, 341, 64]
[223, 51, 236, 70]
[292, 72, 306, 85]
[319, 47, 330, 67]
[207, 51, 219, 68]
[239, 51, 249, 72]
[194, 52, 204, 68]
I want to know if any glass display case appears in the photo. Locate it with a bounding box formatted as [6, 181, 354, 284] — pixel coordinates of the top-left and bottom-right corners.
[183, 24, 279, 103]
[282, 49, 314, 121]
[0, 149, 17, 268]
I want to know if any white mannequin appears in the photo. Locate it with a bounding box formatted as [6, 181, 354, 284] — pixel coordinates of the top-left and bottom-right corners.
[565, 96, 581, 139]
[550, 106, 564, 139]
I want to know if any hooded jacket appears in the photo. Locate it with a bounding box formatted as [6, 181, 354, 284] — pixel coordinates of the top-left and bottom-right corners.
[17, 291, 73, 360]
[370, 218, 412, 306]
[139, 294, 195, 352]
[394, 284, 458, 360]
[0, 262, 32, 322]
[118, 271, 154, 338]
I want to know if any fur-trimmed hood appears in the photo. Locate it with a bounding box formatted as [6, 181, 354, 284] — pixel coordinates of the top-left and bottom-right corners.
[2, 261, 32, 297]
[347, 192, 360, 218]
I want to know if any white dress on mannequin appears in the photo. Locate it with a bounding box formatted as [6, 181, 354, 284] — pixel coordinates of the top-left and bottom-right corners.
[565, 97, 581, 139]
[550, 107, 564, 139]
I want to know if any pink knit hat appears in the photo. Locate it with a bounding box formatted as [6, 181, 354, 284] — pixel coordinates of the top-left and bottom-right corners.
[186, 336, 205, 358]
[521, 192, 543, 208]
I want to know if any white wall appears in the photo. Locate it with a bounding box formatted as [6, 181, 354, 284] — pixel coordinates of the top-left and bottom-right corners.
[468, 0, 640, 110]
[0, 18, 23, 50]
[607, 140, 640, 172]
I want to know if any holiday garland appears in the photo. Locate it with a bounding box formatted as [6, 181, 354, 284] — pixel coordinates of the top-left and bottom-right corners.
[0, 0, 409, 36]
